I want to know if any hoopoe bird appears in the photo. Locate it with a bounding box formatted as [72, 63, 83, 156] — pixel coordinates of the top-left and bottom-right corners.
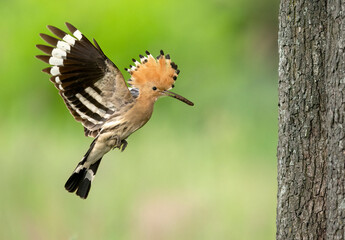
[36, 22, 194, 199]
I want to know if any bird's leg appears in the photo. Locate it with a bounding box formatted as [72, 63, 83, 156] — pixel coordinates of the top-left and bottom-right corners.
[110, 135, 122, 150]
[120, 139, 128, 152]
[109, 135, 128, 151]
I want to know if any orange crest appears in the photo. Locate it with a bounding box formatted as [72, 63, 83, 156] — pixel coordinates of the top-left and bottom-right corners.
[125, 50, 180, 90]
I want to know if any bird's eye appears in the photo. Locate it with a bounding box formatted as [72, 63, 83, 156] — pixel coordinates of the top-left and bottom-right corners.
[152, 86, 157, 91]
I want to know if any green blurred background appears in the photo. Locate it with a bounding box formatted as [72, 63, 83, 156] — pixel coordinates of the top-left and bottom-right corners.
[0, 0, 278, 239]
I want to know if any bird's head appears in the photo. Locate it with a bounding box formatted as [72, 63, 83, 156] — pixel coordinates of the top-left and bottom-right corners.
[125, 50, 194, 106]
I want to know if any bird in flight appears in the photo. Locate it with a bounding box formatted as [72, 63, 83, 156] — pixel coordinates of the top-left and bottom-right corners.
[36, 22, 194, 199]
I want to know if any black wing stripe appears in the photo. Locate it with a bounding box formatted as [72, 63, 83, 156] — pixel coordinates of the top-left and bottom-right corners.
[57, 66, 100, 75]
[37, 31, 106, 77]
[65, 22, 78, 35]
[37, 27, 107, 92]
[63, 94, 104, 123]
[39, 33, 59, 46]
[78, 89, 114, 113]
[62, 88, 114, 121]
[84, 128, 100, 138]
[36, 55, 51, 64]
[47, 25, 69, 39]
[64, 88, 113, 114]
[53, 73, 95, 84]
[65, 23, 99, 53]
[36, 45, 54, 55]
[83, 86, 114, 110]
[61, 74, 104, 91]
[59, 72, 93, 82]
[90, 85, 102, 95]
[56, 23, 104, 62]
[46, 69, 104, 90]
[37, 22, 130, 136]
[61, 96, 103, 130]
[75, 93, 112, 119]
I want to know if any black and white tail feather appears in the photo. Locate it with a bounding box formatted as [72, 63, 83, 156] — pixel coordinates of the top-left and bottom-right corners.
[36, 23, 135, 199]
[64, 138, 102, 199]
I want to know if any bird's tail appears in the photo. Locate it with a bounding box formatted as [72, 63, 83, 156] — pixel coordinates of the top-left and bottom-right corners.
[64, 139, 102, 199]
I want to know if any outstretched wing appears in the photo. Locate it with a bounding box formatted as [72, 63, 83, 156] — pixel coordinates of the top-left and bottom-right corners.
[36, 22, 134, 137]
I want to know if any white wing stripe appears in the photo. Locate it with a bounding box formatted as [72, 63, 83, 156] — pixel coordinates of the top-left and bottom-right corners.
[52, 48, 67, 58]
[69, 101, 101, 125]
[49, 57, 64, 66]
[55, 76, 62, 84]
[76, 93, 111, 118]
[73, 30, 83, 40]
[57, 41, 71, 52]
[84, 87, 112, 108]
[51, 66, 60, 76]
[63, 34, 76, 46]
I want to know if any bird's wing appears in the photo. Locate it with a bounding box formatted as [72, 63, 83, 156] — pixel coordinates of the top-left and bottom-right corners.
[36, 23, 134, 137]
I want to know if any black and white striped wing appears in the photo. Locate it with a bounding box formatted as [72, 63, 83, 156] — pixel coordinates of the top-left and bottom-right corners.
[36, 23, 134, 137]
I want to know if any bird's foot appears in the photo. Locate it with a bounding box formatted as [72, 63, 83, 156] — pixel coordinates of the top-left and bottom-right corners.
[110, 135, 121, 150]
[110, 136, 128, 151]
[120, 140, 128, 152]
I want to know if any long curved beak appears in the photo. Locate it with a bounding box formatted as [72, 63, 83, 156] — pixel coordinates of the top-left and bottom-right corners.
[163, 90, 194, 106]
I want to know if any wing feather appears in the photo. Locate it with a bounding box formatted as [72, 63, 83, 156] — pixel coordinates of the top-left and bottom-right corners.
[36, 22, 134, 137]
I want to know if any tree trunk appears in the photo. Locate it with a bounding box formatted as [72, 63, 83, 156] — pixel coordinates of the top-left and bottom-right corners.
[277, 0, 345, 239]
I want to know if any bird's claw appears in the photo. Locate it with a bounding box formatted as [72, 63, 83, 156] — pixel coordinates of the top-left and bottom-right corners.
[120, 140, 128, 152]
[110, 135, 121, 149]
[111, 135, 128, 151]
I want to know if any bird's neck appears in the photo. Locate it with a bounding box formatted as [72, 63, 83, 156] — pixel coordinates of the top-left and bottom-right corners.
[134, 93, 157, 118]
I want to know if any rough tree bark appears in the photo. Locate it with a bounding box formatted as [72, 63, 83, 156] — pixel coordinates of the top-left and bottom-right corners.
[277, 0, 345, 239]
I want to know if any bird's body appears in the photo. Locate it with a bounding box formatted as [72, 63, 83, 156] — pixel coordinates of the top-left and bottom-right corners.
[36, 22, 193, 199]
